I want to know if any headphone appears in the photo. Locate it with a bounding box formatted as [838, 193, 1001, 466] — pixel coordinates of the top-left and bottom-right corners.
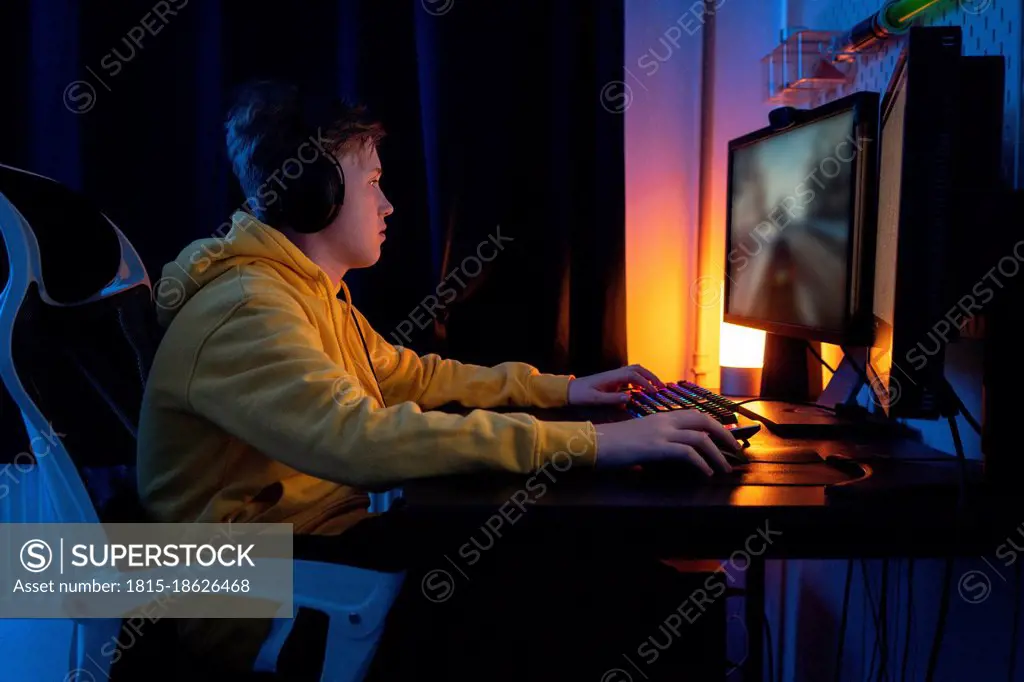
[259, 88, 347, 235]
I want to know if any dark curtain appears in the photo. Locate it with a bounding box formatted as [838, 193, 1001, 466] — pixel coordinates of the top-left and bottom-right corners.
[0, 0, 626, 378]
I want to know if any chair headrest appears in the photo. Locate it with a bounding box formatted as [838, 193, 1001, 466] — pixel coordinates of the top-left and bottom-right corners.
[0, 165, 121, 304]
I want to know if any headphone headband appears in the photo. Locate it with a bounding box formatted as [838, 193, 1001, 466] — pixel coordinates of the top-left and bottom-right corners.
[260, 87, 347, 234]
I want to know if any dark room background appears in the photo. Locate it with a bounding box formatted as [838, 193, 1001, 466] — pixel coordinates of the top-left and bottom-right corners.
[0, 0, 628, 377]
[4, 1, 1022, 681]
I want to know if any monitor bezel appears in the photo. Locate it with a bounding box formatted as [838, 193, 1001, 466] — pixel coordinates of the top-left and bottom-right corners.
[864, 26, 964, 419]
[865, 48, 910, 416]
[722, 90, 879, 347]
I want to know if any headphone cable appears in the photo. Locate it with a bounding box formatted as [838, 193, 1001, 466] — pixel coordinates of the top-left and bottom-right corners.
[350, 307, 387, 409]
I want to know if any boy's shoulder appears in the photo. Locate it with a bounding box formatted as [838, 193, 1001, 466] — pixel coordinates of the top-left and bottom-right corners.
[160, 261, 322, 341]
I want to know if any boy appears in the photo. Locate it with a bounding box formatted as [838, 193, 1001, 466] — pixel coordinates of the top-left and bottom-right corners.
[136, 80, 738, 678]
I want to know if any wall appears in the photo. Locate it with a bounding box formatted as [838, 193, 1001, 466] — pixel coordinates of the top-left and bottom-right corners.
[623, 0, 705, 383]
[693, 0, 784, 390]
[804, 0, 1022, 184]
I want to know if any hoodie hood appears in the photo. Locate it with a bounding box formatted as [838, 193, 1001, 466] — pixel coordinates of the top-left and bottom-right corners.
[155, 210, 351, 327]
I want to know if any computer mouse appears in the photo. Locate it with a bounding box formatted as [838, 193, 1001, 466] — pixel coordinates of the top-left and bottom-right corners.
[636, 446, 746, 479]
[634, 461, 714, 481]
[720, 447, 750, 467]
[824, 453, 867, 478]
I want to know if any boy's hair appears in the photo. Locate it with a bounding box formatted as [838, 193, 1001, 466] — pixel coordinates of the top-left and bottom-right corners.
[224, 80, 386, 209]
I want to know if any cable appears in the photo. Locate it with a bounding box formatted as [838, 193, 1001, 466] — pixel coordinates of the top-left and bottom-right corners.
[839, 345, 874, 389]
[1009, 559, 1022, 682]
[862, 559, 882, 682]
[946, 412, 968, 508]
[901, 559, 914, 682]
[942, 379, 982, 436]
[733, 397, 837, 412]
[924, 556, 954, 682]
[891, 560, 902, 682]
[958, 404, 982, 437]
[935, 378, 971, 509]
[878, 559, 890, 682]
[724, 614, 747, 678]
[834, 559, 854, 682]
[350, 308, 388, 409]
[806, 340, 837, 374]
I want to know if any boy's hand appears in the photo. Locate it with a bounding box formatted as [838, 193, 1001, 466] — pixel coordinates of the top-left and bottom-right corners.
[567, 364, 666, 406]
[594, 411, 741, 474]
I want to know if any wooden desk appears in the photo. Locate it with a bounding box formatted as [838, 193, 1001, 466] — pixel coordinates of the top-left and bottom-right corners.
[402, 404, 1015, 556]
[398, 404, 1022, 681]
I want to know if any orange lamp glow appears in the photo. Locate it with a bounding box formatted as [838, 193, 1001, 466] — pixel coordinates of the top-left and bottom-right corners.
[718, 321, 765, 397]
[820, 342, 844, 387]
[719, 322, 765, 368]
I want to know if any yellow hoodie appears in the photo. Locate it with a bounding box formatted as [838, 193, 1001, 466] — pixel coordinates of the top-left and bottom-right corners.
[136, 210, 598, 669]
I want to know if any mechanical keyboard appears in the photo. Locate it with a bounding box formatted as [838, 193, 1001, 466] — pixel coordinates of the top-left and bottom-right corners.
[626, 380, 762, 442]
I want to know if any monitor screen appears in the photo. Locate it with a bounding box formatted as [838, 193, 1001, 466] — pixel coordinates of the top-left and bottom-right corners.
[869, 66, 907, 408]
[725, 108, 857, 336]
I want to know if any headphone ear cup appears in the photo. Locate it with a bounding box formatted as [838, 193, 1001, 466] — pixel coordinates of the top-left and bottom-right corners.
[279, 156, 343, 234]
[322, 155, 345, 225]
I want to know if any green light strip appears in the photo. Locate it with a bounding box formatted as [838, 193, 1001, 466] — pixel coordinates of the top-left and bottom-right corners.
[883, 0, 944, 30]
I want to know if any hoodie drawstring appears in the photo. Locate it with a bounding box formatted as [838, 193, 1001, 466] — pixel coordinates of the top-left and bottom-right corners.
[336, 279, 387, 408]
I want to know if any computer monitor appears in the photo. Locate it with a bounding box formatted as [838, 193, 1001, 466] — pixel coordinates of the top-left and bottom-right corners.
[723, 91, 879, 347]
[867, 26, 964, 419]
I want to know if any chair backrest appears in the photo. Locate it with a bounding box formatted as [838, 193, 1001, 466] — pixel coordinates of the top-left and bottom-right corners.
[0, 164, 160, 522]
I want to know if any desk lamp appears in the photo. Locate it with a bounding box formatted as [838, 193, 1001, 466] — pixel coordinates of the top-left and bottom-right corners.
[719, 322, 763, 398]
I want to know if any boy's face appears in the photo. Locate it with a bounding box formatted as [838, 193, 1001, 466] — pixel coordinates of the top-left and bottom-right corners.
[324, 144, 393, 270]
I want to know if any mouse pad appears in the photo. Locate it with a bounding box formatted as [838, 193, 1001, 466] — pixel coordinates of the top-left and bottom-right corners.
[741, 445, 823, 463]
[634, 461, 860, 486]
[733, 463, 853, 486]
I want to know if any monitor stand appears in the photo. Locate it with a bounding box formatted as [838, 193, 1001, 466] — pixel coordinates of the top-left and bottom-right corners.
[737, 346, 904, 439]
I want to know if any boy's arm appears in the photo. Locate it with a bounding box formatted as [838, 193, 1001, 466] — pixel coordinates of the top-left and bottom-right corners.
[355, 309, 572, 411]
[187, 293, 597, 490]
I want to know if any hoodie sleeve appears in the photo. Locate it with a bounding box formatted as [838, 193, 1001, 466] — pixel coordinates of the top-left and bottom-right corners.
[186, 293, 598, 490]
[350, 308, 574, 411]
